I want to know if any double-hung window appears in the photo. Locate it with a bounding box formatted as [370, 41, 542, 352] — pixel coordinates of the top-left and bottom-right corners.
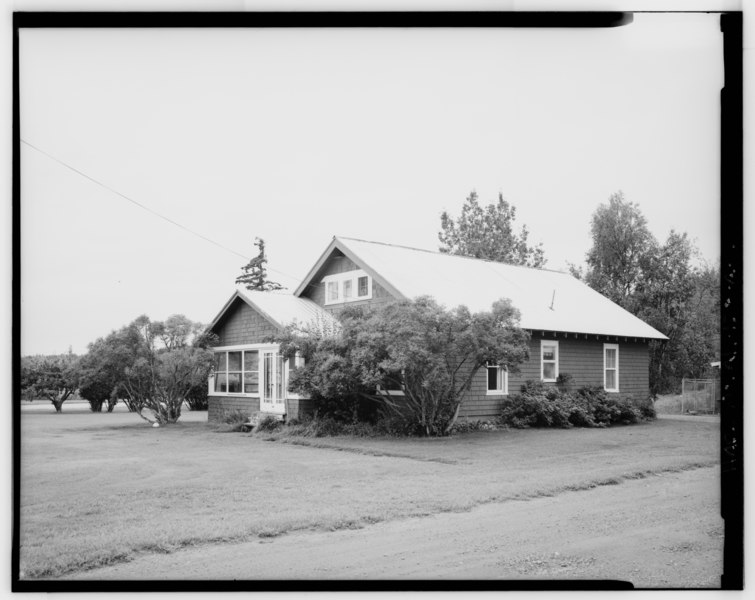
[541, 340, 559, 382]
[326, 281, 339, 303]
[214, 349, 259, 394]
[604, 344, 619, 392]
[487, 364, 508, 395]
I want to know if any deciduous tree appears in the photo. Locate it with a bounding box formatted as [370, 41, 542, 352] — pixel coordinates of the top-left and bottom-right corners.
[78, 315, 215, 418]
[584, 191, 655, 308]
[439, 191, 546, 268]
[22, 353, 81, 412]
[579, 192, 720, 394]
[118, 316, 215, 424]
[78, 324, 146, 412]
[280, 297, 530, 435]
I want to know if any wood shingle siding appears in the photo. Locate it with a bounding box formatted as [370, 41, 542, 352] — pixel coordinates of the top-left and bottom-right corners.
[208, 395, 260, 422]
[458, 333, 651, 420]
[301, 252, 395, 315]
[213, 299, 281, 346]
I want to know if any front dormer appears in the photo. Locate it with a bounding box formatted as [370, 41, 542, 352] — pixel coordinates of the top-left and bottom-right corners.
[322, 269, 373, 305]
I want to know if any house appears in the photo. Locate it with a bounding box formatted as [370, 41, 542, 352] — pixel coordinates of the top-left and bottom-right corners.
[206, 236, 667, 422]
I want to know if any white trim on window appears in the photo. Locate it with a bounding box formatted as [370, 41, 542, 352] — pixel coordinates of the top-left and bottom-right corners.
[322, 269, 373, 305]
[604, 343, 619, 392]
[210, 343, 280, 397]
[541, 340, 559, 382]
[486, 364, 508, 395]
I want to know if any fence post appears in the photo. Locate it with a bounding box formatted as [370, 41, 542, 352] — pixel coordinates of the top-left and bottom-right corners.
[681, 378, 685, 414]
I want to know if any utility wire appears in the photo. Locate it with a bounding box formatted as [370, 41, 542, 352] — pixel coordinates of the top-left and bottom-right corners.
[21, 139, 305, 285]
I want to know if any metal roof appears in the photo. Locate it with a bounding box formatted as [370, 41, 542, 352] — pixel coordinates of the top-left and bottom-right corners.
[297, 236, 667, 340]
[209, 289, 340, 333]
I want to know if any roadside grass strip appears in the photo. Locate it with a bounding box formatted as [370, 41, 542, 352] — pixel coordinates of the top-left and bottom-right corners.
[23, 461, 718, 579]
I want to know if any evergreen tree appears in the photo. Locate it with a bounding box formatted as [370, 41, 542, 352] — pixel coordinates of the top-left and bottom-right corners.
[235, 238, 285, 291]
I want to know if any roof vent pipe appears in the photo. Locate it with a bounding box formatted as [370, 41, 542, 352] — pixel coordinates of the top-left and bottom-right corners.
[549, 289, 556, 311]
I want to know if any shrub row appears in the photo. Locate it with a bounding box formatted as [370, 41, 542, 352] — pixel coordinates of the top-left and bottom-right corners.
[276, 413, 423, 438]
[499, 381, 655, 429]
[215, 382, 655, 437]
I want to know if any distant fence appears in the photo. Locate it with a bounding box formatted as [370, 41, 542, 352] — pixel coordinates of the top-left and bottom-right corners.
[681, 378, 720, 414]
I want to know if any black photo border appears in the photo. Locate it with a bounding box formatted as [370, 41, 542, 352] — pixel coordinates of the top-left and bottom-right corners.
[11, 10, 743, 593]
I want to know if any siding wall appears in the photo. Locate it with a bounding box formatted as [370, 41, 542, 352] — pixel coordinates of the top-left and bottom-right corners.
[213, 299, 281, 346]
[208, 299, 310, 422]
[300, 253, 398, 315]
[208, 396, 315, 422]
[458, 333, 650, 420]
[208, 396, 260, 422]
[287, 397, 315, 419]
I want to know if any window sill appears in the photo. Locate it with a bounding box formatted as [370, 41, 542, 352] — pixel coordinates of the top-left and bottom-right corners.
[210, 392, 260, 398]
[324, 296, 373, 306]
[486, 391, 508, 396]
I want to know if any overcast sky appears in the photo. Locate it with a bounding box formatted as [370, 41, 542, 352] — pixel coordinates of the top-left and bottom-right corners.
[20, 12, 723, 355]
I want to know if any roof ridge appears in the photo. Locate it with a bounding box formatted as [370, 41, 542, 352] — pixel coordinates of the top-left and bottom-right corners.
[335, 236, 568, 275]
[236, 287, 293, 296]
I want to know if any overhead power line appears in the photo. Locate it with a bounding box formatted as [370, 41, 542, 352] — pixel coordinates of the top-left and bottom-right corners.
[20, 139, 302, 284]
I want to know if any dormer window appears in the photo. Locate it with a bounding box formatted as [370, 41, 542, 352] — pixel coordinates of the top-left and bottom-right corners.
[326, 281, 339, 303]
[322, 270, 373, 305]
[358, 276, 369, 297]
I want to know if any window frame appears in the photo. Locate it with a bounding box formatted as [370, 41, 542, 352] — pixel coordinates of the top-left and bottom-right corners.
[211, 344, 277, 397]
[540, 340, 559, 383]
[486, 364, 508, 395]
[322, 269, 373, 305]
[603, 343, 620, 392]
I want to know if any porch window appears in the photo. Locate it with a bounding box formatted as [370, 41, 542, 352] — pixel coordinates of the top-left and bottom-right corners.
[604, 344, 619, 392]
[243, 350, 259, 394]
[541, 340, 559, 382]
[486, 364, 508, 395]
[214, 349, 259, 395]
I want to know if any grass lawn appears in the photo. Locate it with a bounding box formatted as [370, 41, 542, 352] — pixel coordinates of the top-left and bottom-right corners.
[18, 407, 719, 579]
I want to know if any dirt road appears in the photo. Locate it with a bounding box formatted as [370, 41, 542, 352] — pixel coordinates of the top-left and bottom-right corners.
[70, 465, 722, 587]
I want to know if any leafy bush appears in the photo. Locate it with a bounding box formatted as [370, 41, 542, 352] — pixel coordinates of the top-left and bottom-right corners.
[184, 383, 209, 411]
[213, 409, 251, 433]
[637, 396, 657, 420]
[614, 397, 643, 424]
[501, 382, 654, 429]
[373, 412, 423, 437]
[254, 414, 283, 434]
[556, 372, 574, 393]
[575, 385, 616, 426]
[500, 381, 575, 428]
[449, 420, 499, 434]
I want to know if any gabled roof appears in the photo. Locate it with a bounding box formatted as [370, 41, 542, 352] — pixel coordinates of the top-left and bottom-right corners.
[209, 288, 340, 333]
[295, 236, 668, 340]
